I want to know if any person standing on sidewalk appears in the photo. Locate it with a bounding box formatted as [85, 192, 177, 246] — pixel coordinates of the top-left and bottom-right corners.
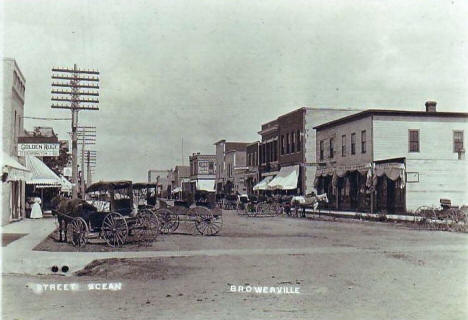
[30, 197, 43, 219]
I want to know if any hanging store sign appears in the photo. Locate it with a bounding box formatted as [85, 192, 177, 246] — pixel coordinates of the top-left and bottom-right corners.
[17, 143, 60, 157]
[406, 172, 419, 183]
[63, 167, 72, 177]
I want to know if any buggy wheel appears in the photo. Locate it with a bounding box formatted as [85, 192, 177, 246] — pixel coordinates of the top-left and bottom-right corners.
[101, 212, 128, 247]
[414, 206, 435, 229]
[67, 217, 88, 247]
[156, 208, 179, 234]
[193, 207, 223, 236]
[134, 211, 160, 243]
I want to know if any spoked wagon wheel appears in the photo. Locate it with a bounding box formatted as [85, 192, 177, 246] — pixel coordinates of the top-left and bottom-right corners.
[414, 206, 435, 229]
[134, 210, 160, 244]
[157, 208, 179, 234]
[101, 212, 128, 247]
[448, 208, 465, 232]
[255, 203, 267, 216]
[67, 217, 89, 247]
[192, 206, 223, 236]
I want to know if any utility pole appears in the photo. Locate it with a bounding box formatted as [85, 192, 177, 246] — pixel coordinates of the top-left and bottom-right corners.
[76, 126, 96, 195]
[86, 150, 97, 185]
[51, 65, 99, 199]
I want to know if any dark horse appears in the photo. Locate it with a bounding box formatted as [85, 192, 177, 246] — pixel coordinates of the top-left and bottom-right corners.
[51, 195, 97, 243]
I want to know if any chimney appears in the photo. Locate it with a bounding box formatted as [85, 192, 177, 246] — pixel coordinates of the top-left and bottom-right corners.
[425, 101, 437, 112]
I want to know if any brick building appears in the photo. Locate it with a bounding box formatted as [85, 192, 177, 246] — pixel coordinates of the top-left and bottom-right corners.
[314, 102, 468, 213]
[2, 58, 30, 225]
[255, 107, 359, 194]
[188, 153, 216, 193]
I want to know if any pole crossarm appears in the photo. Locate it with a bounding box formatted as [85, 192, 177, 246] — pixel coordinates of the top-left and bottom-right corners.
[52, 83, 99, 89]
[52, 97, 99, 103]
[51, 90, 99, 96]
[51, 75, 99, 81]
[52, 104, 99, 110]
[52, 67, 99, 75]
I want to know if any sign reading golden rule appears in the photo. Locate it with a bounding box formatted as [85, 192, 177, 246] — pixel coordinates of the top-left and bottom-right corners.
[17, 143, 60, 157]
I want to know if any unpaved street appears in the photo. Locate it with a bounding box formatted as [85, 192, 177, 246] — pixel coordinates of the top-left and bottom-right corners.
[3, 211, 468, 320]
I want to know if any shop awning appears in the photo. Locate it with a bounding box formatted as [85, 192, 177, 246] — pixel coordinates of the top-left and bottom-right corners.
[267, 165, 299, 190]
[25, 155, 62, 187]
[196, 179, 215, 192]
[60, 175, 73, 193]
[253, 176, 273, 191]
[2, 151, 31, 181]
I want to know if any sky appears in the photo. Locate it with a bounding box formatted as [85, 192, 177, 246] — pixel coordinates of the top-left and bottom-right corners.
[2, 0, 467, 182]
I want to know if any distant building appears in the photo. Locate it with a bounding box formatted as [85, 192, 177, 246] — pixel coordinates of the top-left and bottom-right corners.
[148, 169, 171, 197]
[214, 140, 249, 193]
[188, 153, 216, 194]
[245, 141, 260, 194]
[256, 107, 359, 195]
[224, 149, 248, 194]
[314, 102, 468, 213]
[173, 165, 190, 188]
[2, 58, 29, 225]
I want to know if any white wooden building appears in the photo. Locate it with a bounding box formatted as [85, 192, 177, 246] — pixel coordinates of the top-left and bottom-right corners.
[314, 102, 467, 213]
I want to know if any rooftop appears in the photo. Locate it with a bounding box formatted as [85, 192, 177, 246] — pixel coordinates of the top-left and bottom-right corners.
[314, 109, 468, 130]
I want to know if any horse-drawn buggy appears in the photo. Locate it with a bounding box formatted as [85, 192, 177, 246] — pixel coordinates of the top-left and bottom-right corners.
[52, 180, 159, 247]
[155, 190, 223, 236]
[414, 199, 468, 232]
[132, 182, 157, 210]
[290, 192, 329, 217]
[236, 194, 288, 216]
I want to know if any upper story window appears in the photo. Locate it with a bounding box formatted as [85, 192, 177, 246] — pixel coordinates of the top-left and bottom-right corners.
[329, 137, 334, 159]
[319, 140, 324, 161]
[291, 132, 295, 153]
[280, 135, 285, 155]
[341, 135, 346, 157]
[361, 130, 367, 154]
[286, 133, 290, 154]
[454, 131, 464, 152]
[408, 129, 419, 152]
[351, 133, 356, 155]
[296, 130, 301, 152]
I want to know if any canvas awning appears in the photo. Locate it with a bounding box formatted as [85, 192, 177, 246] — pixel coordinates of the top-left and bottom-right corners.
[196, 179, 215, 192]
[253, 175, 273, 191]
[25, 155, 62, 187]
[267, 165, 299, 190]
[2, 151, 31, 181]
[59, 175, 73, 193]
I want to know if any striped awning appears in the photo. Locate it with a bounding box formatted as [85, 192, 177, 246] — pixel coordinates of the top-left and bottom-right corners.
[25, 155, 62, 187]
[2, 151, 31, 181]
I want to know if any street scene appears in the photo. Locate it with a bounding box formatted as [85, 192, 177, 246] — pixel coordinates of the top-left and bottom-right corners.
[2, 1, 468, 319]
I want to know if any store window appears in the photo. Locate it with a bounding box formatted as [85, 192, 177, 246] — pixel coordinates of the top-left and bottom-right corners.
[361, 130, 367, 154]
[341, 135, 346, 157]
[319, 140, 324, 161]
[351, 133, 356, 155]
[329, 137, 334, 159]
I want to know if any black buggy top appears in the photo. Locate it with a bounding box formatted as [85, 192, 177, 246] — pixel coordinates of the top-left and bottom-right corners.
[132, 182, 158, 207]
[85, 180, 134, 215]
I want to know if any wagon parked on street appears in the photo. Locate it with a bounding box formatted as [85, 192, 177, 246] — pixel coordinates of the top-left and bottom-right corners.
[52, 181, 160, 248]
[156, 190, 223, 236]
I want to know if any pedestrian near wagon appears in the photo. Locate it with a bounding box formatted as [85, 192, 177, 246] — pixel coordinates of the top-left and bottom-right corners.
[30, 197, 43, 219]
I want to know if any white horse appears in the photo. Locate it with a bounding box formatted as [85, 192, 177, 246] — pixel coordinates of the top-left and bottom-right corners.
[291, 193, 329, 217]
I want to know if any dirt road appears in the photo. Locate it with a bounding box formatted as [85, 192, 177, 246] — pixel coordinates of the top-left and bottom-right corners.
[3, 211, 468, 320]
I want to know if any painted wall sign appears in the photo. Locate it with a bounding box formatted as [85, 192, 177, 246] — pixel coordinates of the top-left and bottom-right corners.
[17, 143, 60, 156]
[406, 172, 419, 183]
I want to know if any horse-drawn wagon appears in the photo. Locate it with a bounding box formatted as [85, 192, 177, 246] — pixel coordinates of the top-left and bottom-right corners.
[414, 199, 468, 232]
[52, 180, 159, 247]
[155, 190, 223, 236]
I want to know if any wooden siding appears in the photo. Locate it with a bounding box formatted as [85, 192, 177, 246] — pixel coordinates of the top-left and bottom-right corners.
[373, 117, 468, 161]
[406, 159, 467, 211]
[314, 115, 373, 167]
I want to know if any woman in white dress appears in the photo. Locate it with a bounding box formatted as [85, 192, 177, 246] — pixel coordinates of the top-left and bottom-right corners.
[30, 197, 43, 219]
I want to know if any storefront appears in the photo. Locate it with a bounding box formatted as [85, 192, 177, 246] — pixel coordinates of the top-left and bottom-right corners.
[25, 155, 63, 212]
[315, 161, 406, 213]
[2, 152, 31, 224]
